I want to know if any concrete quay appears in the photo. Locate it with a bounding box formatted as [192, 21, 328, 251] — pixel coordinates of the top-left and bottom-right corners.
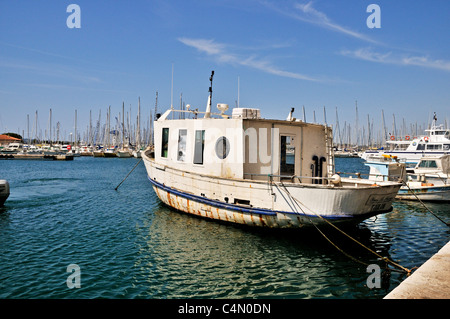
[385, 241, 450, 299]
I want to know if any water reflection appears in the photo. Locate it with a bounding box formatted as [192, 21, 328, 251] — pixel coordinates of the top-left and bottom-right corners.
[132, 203, 406, 298]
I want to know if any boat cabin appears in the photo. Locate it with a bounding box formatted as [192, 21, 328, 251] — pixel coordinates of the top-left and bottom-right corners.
[153, 106, 334, 184]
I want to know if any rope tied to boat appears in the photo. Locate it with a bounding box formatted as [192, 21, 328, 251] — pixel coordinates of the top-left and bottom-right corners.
[277, 181, 414, 275]
[114, 158, 143, 191]
[401, 181, 450, 227]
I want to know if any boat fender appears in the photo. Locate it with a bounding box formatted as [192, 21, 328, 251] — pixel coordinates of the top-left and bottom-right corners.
[330, 174, 341, 185]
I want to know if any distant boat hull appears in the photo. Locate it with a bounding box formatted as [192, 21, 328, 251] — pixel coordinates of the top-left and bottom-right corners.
[397, 184, 450, 202]
[117, 150, 131, 158]
[143, 152, 400, 228]
[103, 151, 117, 158]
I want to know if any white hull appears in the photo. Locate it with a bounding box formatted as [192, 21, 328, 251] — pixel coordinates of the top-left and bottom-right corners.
[117, 150, 131, 158]
[103, 151, 117, 158]
[143, 152, 400, 228]
[397, 184, 450, 202]
[361, 150, 449, 164]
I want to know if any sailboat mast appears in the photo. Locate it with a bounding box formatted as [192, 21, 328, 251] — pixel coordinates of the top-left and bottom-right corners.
[74, 109, 77, 147]
[122, 101, 125, 149]
[137, 97, 141, 147]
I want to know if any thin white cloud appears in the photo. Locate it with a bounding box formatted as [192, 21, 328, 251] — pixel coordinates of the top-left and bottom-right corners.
[341, 47, 450, 72]
[261, 1, 380, 45]
[178, 37, 321, 82]
[0, 57, 102, 84]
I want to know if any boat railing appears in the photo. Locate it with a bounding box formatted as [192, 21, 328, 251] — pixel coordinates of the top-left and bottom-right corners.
[244, 172, 329, 184]
[243, 171, 401, 184]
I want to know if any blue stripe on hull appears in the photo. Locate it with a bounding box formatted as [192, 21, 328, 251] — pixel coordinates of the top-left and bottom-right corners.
[147, 176, 387, 221]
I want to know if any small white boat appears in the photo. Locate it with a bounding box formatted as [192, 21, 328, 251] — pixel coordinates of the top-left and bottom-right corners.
[117, 149, 132, 158]
[142, 72, 402, 228]
[1, 143, 23, 154]
[0, 180, 10, 206]
[397, 155, 450, 202]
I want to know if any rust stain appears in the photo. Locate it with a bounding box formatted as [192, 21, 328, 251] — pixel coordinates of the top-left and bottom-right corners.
[259, 215, 266, 227]
[166, 192, 173, 207]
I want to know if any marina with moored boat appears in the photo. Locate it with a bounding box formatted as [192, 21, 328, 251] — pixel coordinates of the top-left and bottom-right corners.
[1, 72, 449, 300]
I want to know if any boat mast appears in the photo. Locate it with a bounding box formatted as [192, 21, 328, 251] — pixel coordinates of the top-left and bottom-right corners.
[49, 108, 52, 145]
[27, 114, 29, 145]
[74, 109, 77, 147]
[137, 97, 141, 148]
[381, 109, 387, 145]
[122, 101, 125, 149]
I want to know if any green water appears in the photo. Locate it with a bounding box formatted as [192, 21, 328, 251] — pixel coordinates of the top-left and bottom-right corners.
[0, 157, 449, 299]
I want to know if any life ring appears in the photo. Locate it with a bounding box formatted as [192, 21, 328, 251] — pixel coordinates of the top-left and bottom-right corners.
[390, 136, 395, 140]
[405, 136, 410, 140]
[424, 136, 429, 142]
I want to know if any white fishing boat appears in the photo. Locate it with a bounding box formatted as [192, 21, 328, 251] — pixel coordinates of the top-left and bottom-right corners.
[141, 72, 402, 228]
[361, 113, 450, 167]
[0, 180, 10, 206]
[397, 155, 450, 201]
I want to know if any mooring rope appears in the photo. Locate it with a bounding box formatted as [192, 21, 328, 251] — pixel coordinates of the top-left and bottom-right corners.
[401, 181, 450, 227]
[114, 158, 143, 191]
[277, 182, 413, 275]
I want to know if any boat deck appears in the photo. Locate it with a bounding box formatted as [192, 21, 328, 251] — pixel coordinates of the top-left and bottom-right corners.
[385, 241, 450, 299]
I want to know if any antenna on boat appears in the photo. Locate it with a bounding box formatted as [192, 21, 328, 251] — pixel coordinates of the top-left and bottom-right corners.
[204, 70, 214, 118]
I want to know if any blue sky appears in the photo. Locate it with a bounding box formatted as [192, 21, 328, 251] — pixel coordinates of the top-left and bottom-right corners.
[1, 0, 449, 143]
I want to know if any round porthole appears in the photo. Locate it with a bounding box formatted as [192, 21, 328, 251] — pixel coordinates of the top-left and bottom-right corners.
[215, 136, 230, 159]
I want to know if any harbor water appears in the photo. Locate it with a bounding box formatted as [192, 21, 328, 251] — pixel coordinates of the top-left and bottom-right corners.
[0, 157, 449, 299]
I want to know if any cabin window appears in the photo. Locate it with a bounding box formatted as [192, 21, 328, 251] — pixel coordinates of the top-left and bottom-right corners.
[161, 128, 169, 158]
[193, 130, 205, 164]
[280, 135, 295, 176]
[418, 160, 437, 168]
[177, 129, 187, 161]
[215, 136, 230, 159]
[416, 143, 426, 150]
[426, 144, 441, 150]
